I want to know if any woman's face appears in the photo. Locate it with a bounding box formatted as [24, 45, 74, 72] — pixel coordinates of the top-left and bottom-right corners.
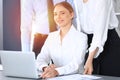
[54, 5, 73, 28]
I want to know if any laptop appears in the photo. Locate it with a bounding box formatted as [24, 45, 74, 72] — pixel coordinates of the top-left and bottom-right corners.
[0, 50, 41, 79]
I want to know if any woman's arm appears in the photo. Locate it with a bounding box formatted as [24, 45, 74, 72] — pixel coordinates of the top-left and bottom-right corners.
[84, 47, 98, 74]
[84, 0, 112, 74]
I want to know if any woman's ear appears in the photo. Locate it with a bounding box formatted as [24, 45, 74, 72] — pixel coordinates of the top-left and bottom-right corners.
[71, 12, 74, 19]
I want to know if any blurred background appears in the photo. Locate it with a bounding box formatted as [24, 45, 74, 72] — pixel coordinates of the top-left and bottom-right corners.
[0, 0, 120, 64]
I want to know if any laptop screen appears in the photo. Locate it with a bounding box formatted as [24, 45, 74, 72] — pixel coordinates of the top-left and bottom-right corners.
[0, 50, 40, 79]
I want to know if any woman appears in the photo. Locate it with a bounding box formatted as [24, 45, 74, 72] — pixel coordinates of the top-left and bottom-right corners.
[36, 1, 87, 78]
[21, 0, 65, 57]
[74, 0, 120, 76]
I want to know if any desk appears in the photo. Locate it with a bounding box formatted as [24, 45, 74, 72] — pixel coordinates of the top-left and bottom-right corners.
[0, 70, 120, 80]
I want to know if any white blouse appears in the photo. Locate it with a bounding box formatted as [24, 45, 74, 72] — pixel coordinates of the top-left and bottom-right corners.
[74, 0, 119, 57]
[37, 25, 88, 75]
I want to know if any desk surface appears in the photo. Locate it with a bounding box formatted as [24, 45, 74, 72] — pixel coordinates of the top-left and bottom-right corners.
[0, 70, 120, 80]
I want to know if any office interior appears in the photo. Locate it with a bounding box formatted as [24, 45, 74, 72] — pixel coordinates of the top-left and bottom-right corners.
[0, 0, 120, 72]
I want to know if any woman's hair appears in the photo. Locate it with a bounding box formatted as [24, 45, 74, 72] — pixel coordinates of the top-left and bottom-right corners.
[54, 1, 74, 13]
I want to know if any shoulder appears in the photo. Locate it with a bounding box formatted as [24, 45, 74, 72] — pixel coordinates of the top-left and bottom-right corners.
[48, 31, 58, 36]
[44, 31, 58, 45]
[71, 25, 87, 39]
[47, 31, 59, 40]
[76, 31, 87, 40]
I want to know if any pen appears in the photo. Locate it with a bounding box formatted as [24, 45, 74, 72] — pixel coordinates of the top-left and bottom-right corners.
[48, 59, 54, 66]
[49, 59, 55, 69]
[51, 59, 54, 64]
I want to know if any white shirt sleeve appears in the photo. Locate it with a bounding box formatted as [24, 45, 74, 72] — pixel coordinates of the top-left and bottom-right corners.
[36, 37, 51, 71]
[20, 0, 34, 51]
[89, 0, 113, 58]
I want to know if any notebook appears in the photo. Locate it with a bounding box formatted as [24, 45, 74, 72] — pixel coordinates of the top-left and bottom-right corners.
[0, 50, 41, 79]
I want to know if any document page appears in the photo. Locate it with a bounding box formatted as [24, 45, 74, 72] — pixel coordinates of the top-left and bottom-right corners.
[0, 64, 3, 70]
[47, 74, 102, 80]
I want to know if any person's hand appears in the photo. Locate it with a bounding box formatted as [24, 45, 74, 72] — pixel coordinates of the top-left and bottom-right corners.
[83, 59, 93, 75]
[84, 48, 98, 75]
[49, 64, 56, 68]
[41, 64, 58, 78]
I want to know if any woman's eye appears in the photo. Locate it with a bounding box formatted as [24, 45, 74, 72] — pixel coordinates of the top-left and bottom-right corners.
[61, 12, 65, 14]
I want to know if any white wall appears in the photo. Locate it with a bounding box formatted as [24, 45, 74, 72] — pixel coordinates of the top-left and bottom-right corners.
[114, 0, 120, 13]
[3, 0, 21, 51]
[114, 0, 120, 37]
[116, 15, 120, 37]
[0, 0, 3, 50]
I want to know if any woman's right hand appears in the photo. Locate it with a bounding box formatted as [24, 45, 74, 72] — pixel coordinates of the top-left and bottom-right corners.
[83, 59, 93, 75]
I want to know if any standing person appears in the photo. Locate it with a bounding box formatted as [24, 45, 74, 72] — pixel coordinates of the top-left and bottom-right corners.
[74, 0, 120, 76]
[20, 0, 65, 57]
[36, 1, 88, 78]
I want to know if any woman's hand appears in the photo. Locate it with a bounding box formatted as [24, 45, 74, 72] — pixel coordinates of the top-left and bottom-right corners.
[84, 48, 98, 75]
[41, 64, 58, 78]
[83, 59, 93, 75]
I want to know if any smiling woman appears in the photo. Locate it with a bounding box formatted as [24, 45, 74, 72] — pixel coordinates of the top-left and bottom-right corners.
[36, 1, 88, 78]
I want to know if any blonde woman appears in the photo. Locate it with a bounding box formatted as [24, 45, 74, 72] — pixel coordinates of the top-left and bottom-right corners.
[37, 1, 87, 78]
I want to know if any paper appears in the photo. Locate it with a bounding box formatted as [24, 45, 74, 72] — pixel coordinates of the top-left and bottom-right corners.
[0, 64, 3, 70]
[80, 74, 102, 79]
[47, 74, 102, 80]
